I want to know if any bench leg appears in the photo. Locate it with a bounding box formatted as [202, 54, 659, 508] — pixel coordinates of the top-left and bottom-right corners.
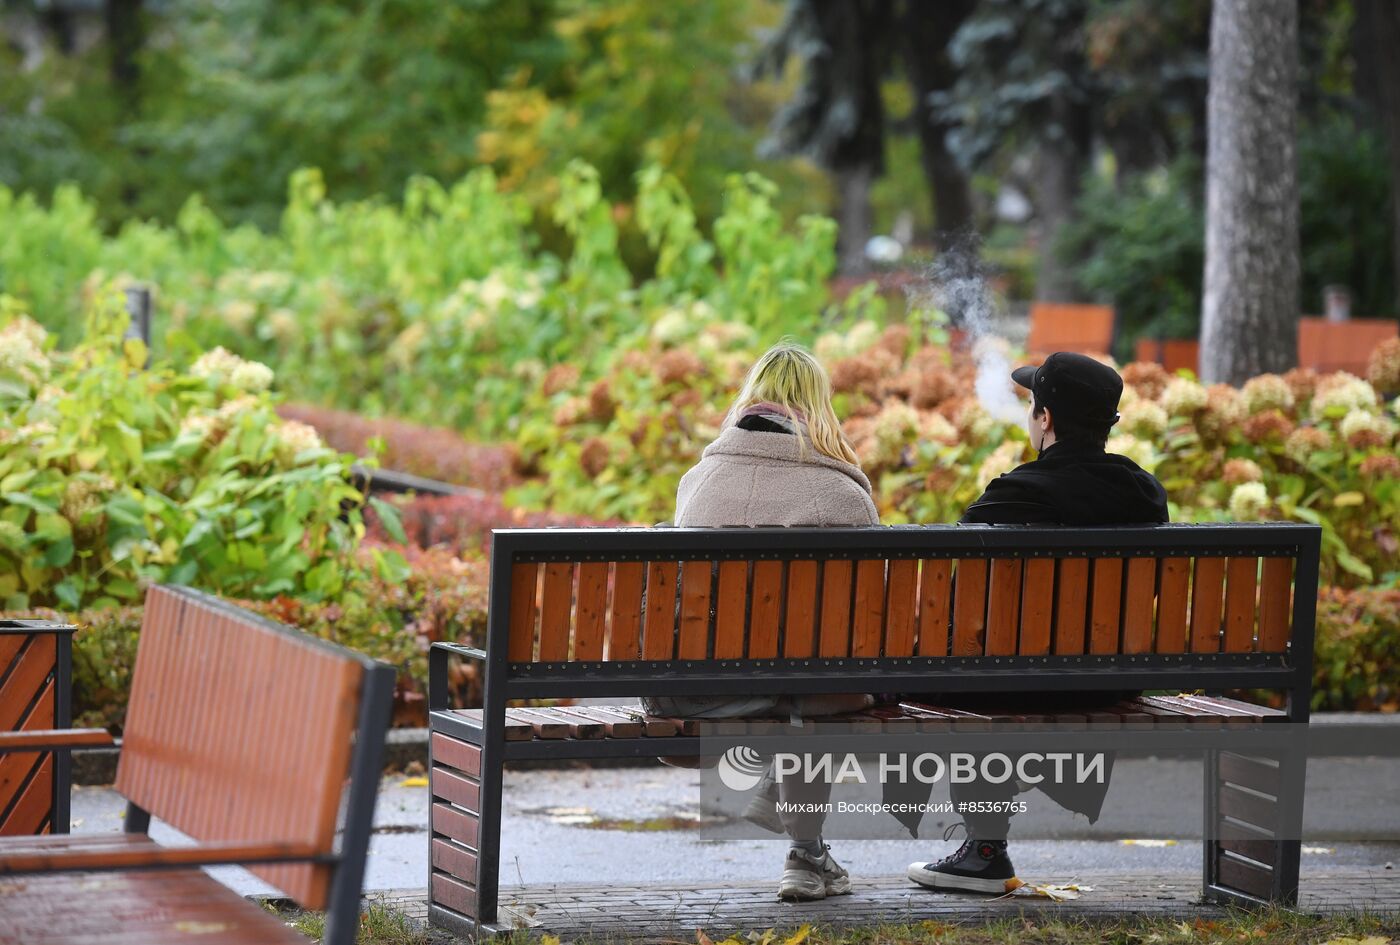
[1203, 747, 1304, 906]
[428, 729, 504, 938]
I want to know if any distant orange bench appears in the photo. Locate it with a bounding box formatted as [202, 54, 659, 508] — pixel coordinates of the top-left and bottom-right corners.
[1027, 303, 1116, 356]
[1297, 317, 1397, 375]
[0, 585, 395, 945]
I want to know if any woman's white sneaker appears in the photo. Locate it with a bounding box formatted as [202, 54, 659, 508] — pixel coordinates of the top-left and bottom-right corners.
[777, 845, 852, 901]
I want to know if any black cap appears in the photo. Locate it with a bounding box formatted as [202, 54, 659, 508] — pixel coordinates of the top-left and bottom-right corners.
[1011, 352, 1123, 426]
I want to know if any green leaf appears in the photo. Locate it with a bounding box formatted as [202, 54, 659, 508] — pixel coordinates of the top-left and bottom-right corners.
[368, 496, 407, 545]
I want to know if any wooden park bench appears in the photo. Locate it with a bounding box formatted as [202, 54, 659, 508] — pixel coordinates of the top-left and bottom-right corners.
[0, 584, 395, 945]
[1026, 303, 1116, 357]
[428, 524, 1321, 936]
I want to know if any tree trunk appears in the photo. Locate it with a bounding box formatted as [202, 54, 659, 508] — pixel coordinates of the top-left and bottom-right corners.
[1032, 92, 1092, 302]
[896, 0, 976, 239]
[835, 164, 875, 276]
[1200, 0, 1299, 384]
[1354, 0, 1400, 315]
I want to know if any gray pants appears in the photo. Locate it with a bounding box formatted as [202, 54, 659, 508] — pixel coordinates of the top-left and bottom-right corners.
[753, 758, 832, 843]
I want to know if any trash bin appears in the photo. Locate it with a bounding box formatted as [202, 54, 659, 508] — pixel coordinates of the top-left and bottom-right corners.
[0, 618, 77, 835]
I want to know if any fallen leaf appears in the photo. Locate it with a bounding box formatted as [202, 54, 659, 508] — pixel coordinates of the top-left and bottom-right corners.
[781, 925, 811, 945]
[398, 776, 429, 788]
[1318, 937, 1388, 945]
[1301, 845, 1335, 854]
[697, 930, 714, 945]
[1121, 838, 1178, 847]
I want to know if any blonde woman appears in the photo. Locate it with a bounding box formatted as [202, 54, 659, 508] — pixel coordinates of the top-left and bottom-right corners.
[641, 342, 878, 901]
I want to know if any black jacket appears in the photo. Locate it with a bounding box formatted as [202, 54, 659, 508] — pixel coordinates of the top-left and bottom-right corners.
[961, 440, 1169, 526]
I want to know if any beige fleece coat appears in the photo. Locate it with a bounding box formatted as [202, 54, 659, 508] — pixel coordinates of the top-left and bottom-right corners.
[674, 425, 879, 527]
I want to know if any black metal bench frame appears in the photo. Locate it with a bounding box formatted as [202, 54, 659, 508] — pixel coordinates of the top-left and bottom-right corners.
[428, 523, 1321, 937]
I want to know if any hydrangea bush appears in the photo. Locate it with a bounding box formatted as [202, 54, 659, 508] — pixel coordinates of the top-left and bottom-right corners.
[0, 294, 404, 610]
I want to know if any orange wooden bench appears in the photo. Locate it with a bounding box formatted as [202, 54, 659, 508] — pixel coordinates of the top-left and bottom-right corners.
[1027, 303, 1116, 356]
[0, 618, 76, 837]
[1297, 317, 1398, 375]
[0, 585, 395, 945]
[428, 524, 1321, 935]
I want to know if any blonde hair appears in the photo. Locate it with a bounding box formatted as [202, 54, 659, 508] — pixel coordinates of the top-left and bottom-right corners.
[725, 341, 861, 467]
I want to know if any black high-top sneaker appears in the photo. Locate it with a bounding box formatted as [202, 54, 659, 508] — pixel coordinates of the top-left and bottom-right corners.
[907, 827, 1016, 894]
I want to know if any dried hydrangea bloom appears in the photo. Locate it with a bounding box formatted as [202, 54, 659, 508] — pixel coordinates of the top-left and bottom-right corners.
[579, 437, 611, 479]
[1360, 453, 1400, 479]
[1121, 362, 1170, 401]
[1366, 337, 1400, 393]
[1241, 409, 1295, 444]
[1222, 458, 1264, 485]
[1228, 482, 1271, 521]
[1338, 410, 1396, 450]
[1241, 374, 1295, 415]
[654, 349, 706, 386]
[541, 363, 581, 397]
[1197, 384, 1245, 441]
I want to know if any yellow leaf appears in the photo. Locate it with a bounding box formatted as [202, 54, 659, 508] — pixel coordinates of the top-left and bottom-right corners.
[1333, 492, 1365, 507]
[539, 936, 561, 945]
[398, 776, 429, 788]
[781, 925, 811, 945]
[173, 921, 230, 934]
[1121, 838, 1178, 847]
[697, 931, 713, 945]
[1319, 937, 1389, 945]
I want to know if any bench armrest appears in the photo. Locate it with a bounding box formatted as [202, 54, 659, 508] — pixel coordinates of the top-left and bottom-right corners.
[0, 841, 328, 875]
[430, 641, 486, 711]
[0, 729, 115, 752]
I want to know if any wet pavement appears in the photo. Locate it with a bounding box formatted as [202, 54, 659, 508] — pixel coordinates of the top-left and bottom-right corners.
[69, 755, 1400, 897]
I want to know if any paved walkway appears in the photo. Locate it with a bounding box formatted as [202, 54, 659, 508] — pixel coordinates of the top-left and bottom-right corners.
[375, 868, 1400, 941]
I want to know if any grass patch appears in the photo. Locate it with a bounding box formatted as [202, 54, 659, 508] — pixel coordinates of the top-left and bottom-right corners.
[283, 904, 1398, 945]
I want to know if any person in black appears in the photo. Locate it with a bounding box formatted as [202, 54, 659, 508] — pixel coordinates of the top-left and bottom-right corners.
[901, 352, 1169, 894]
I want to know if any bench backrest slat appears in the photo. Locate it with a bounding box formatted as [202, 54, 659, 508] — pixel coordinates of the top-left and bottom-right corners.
[883, 559, 919, 657]
[749, 561, 784, 658]
[1157, 557, 1191, 652]
[783, 561, 820, 658]
[116, 585, 364, 910]
[487, 527, 1317, 680]
[1190, 557, 1227, 652]
[916, 559, 952, 656]
[952, 558, 988, 656]
[642, 561, 678, 660]
[609, 562, 645, 660]
[507, 563, 537, 661]
[575, 562, 609, 661]
[1019, 558, 1055, 655]
[1259, 557, 1294, 652]
[678, 560, 711, 660]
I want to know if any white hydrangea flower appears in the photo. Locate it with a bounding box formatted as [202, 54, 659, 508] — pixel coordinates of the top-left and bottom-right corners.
[1160, 377, 1208, 416]
[1228, 482, 1271, 521]
[190, 346, 245, 382]
[650, 308, 696, 346]
[0, 319, 52, 386]
[1242, 374, 1294, 415]
[1119, 400, 1168, 439]
[1106, 434, 1155, 470]
[230, 360, 274, 394]
[273, 420, 323, 462]
[1311, 373, 1379, 419]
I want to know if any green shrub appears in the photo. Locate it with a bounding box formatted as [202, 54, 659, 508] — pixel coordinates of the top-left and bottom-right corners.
[1312, 585, 1400, 712]
[0, 292, 401, 610]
